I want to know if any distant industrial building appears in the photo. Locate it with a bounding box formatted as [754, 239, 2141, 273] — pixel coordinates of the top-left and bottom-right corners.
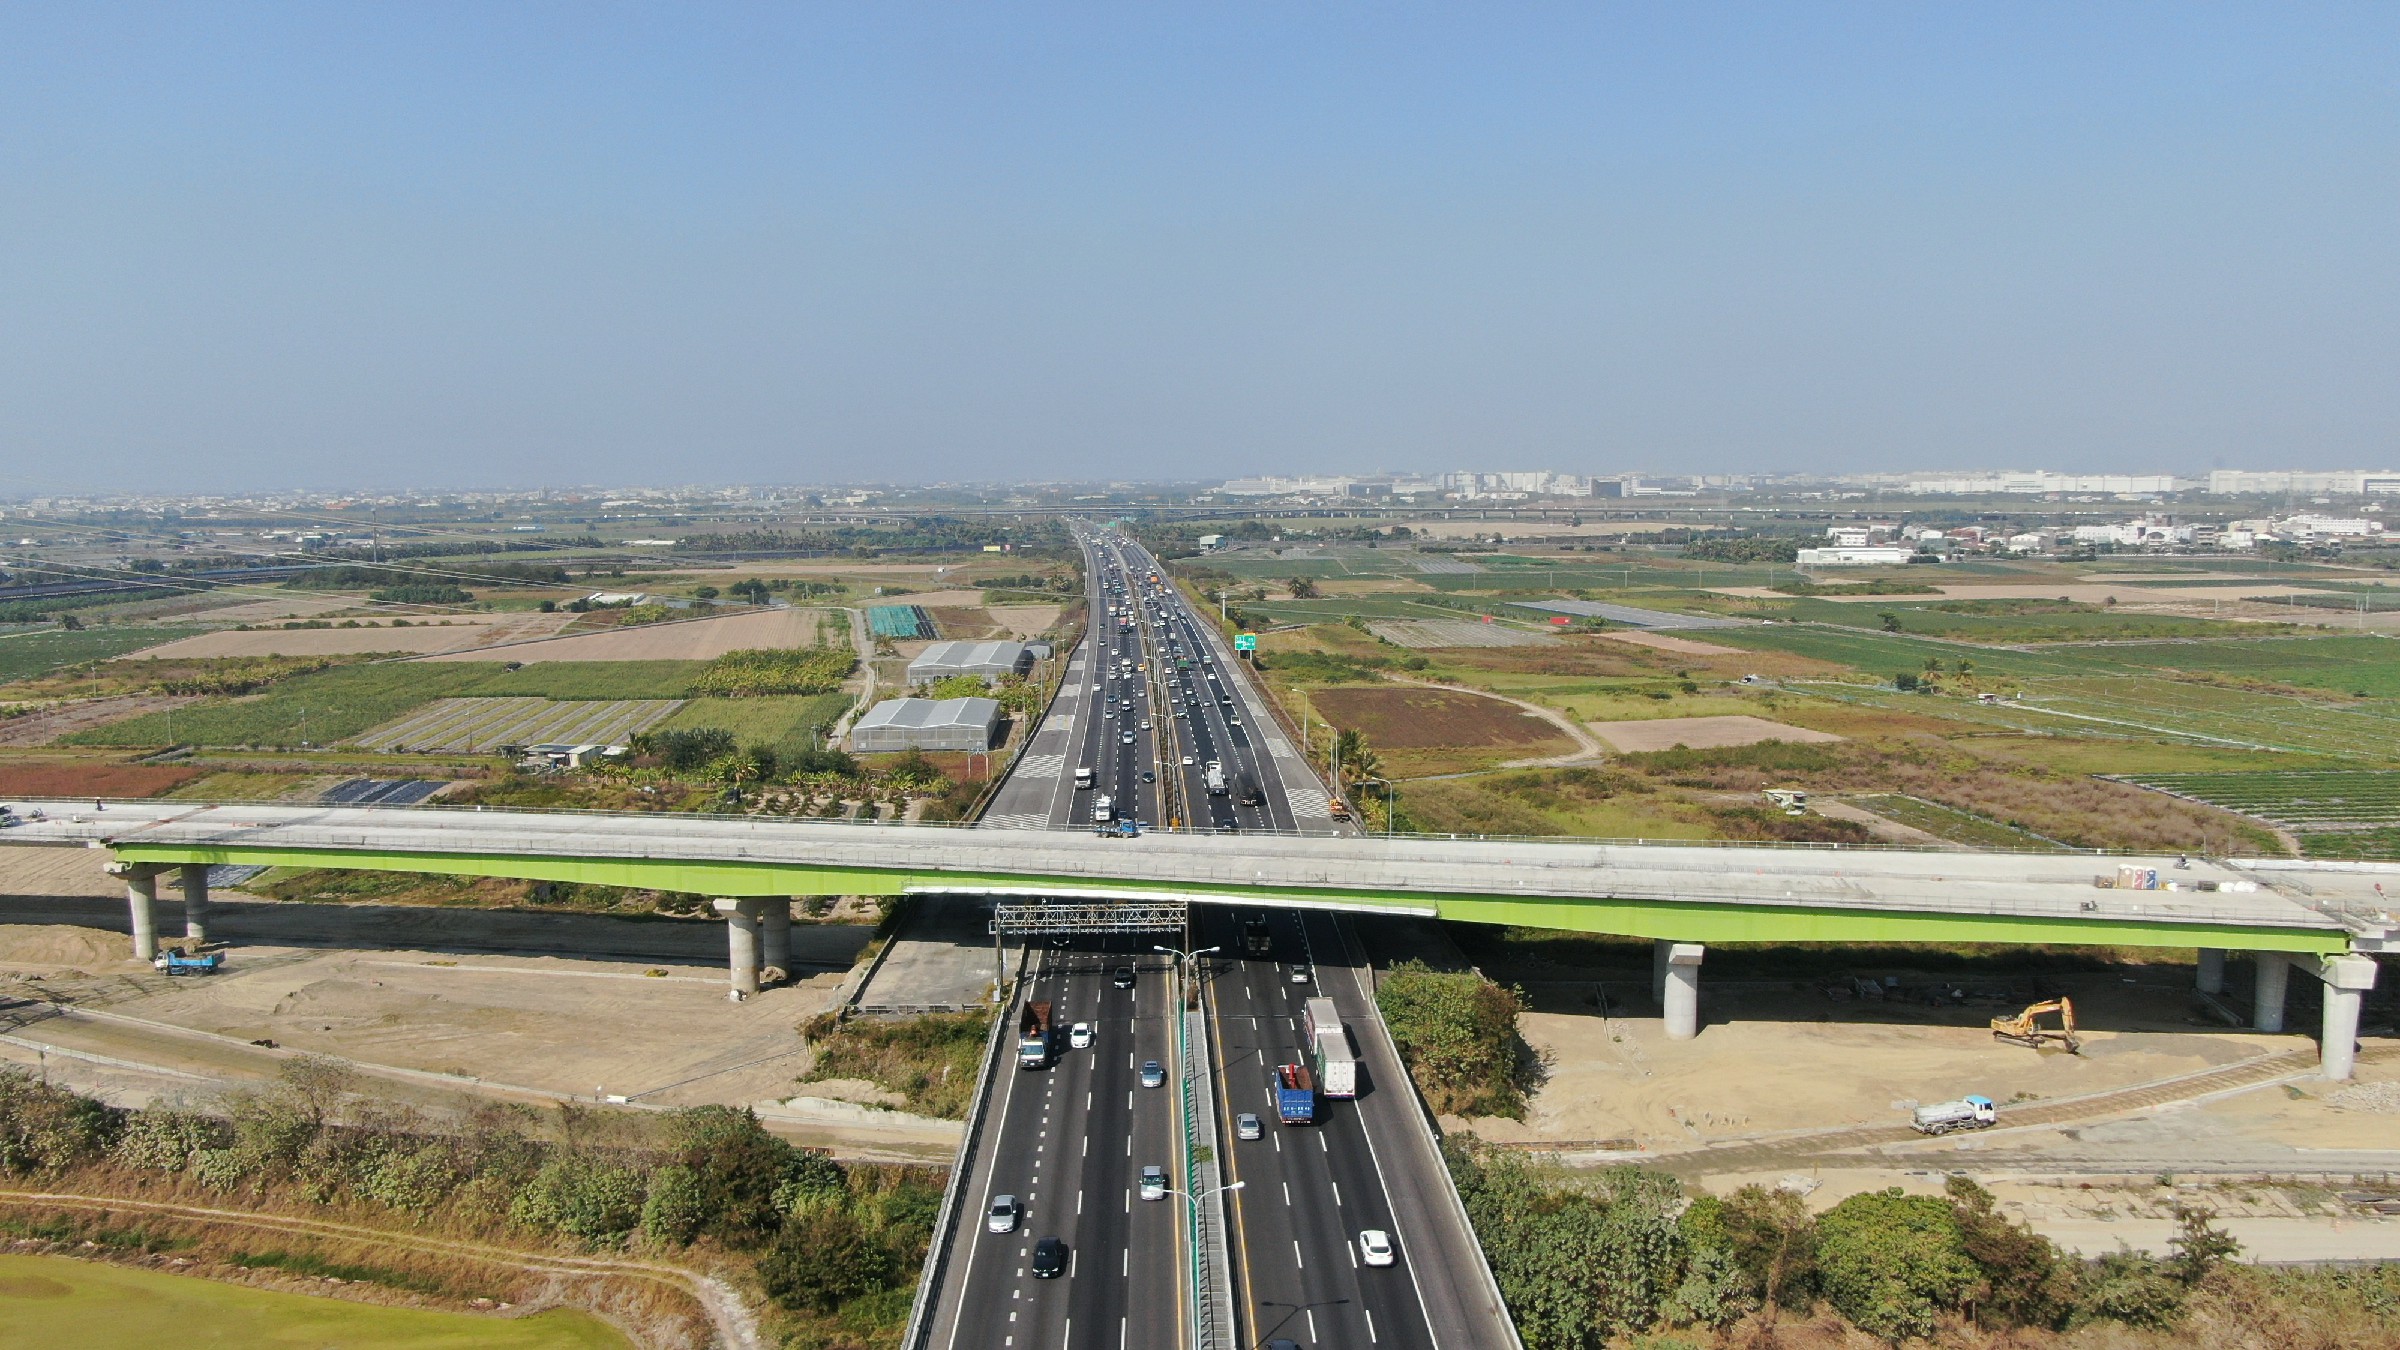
[1795, 546, 1915, 567]
[906, 640, 1032, 686]
[2206, 469, 2400, 497]
[848, 697, 1002, 753]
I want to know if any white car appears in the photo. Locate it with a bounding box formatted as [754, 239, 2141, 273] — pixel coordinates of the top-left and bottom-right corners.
[1181, 755, 1195, 767]
[987, 1195, 1021, 1234]
[1359, 1229, 1395, 1267]
[1069, 1022, 1094, 1049]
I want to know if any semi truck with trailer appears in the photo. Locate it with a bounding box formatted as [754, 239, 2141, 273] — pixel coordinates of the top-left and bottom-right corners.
[1204, 761, 1228, 796]
[1017, 1001, 1056, 1070]
[1302, 997, 1358, 1098]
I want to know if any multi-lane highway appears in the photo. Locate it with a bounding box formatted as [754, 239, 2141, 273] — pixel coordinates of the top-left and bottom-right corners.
[921, 940, 1186, 1350]
[921, 524, 1516, 1349]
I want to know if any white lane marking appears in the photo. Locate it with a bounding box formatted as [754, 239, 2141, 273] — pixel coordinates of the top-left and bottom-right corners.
[1282, 1182, 1291, 1207]
[1348, 1238, 1358, 1268]
[1122, 1250, 1129, 1277]
[1078, 1188, 1084, 1214]
[1307, 1309, 1319, 1343]
[1293, 1239, 1304, 1270]
[1366, 1308, 1379, 1343]
[1332, 1181, 1343, 1207]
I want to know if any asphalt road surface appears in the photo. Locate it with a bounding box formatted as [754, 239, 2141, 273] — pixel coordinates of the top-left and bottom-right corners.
[922, 940, 1186, 1350]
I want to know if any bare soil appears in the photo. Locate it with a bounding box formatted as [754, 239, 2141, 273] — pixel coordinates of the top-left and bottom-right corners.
[419, 606, 827, 663]
[0, 696, 199, 747]
[1309, 685, 1577, 750]
[1588, 714, 1846, 752]
[0, 760, 206, 798]
[125, 614, 572, 659]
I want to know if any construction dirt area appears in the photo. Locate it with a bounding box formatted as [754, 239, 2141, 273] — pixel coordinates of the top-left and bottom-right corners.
[1586, 713, 1847, 752]
[1397, 920, 2400, 1260]
[420, 604, 837, 663]
[0, 852, 961, 1162]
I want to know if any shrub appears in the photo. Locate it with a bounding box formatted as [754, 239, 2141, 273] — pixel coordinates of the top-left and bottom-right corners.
[357, 1142, 462, 1215]
[113, 1106, 225, 1173]
[757, 1209, 896, 1313]
[690, 647, 854, 697]
[1686, 1184, 1817, 1311]
[0, 1069, 117, 1173]
[659, 1106, 796, 1246]
[510, 1154, 649, 1246]
[1815, 1187, 1981, 1341]
[1375, 960, 1529, 1118]
[640, 1164, 708, 1247]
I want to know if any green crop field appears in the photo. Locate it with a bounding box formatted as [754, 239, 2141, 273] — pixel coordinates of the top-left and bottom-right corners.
[0, 627, 201, 685]
[2125, 771, 2400, 829]
[0, 1253, 627, 1348]
[660, 692, 853, 753]
[65, 663, 502, 748]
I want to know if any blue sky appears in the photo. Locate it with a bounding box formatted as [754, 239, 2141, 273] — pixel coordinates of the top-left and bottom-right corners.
[3, 3, 2395, 491]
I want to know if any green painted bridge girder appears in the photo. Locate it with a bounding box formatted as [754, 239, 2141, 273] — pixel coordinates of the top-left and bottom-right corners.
[110, 841, 2350, 957]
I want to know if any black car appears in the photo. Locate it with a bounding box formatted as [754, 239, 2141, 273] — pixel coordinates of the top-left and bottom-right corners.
[1111, 966, 1135, 989]
[1031, 1236, 1068, 1278]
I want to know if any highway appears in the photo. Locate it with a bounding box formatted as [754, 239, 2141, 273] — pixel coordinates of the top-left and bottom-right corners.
[921, 940, 1186, 1350]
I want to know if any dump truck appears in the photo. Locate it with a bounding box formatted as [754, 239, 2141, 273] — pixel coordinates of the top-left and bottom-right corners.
[1911, 1094, 1997, 1135]
[1303, 997, 1357, 1099]
[1017, 1000, 1056, 1069]
[1273, 1062, 1316, 1124]
[153, 948, 222, 976]
[1241, 912, 1272, 956]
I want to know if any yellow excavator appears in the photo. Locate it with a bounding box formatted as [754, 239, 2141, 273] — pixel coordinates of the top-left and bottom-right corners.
[1991, 998, 2080, 1053]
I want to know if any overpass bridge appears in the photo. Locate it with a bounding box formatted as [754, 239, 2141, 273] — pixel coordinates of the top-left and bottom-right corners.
[2, 797, 2390, 1076]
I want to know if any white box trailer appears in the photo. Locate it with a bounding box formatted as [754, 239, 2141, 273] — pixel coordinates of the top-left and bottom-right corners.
[1303, 996, 1358, 1098]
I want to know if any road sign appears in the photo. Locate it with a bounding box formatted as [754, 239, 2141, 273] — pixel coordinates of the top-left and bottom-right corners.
[1233, 633, 1257, 652]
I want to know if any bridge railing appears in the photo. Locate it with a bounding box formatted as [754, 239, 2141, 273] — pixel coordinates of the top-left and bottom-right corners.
[21, 795, 2137, 856]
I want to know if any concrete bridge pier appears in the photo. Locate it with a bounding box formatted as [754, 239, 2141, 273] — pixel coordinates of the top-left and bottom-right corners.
[1662, 943, 1705, 1040]
[2194, 947, 2225, 995]
[107, 862, 162, 961]
[761, 900, 791, 984]
[2252, 953, 2290, 1034]
[2318, 954, 2379, 1082]
[180, 864, 212, 947]
[716, 898, 763, 1000]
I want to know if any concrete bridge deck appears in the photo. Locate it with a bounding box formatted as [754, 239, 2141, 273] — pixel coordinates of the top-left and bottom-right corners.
[0, 797, 2385, 952]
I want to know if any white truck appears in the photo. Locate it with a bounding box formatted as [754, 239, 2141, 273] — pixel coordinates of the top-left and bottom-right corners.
[1093, 794, 1114, 823]
[1910, 1094, 1997, 1135]
[1074, 766, 1095, 790]
[1204, 761, 1228, 796]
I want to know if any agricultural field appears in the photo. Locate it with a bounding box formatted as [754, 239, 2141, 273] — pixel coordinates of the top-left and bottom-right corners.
[2122, 770, 2400, 831]
[420, 604, 833, 663]
[1303, 684, 1575, 776]
[62, 663, 503, 748]
[1367, 618, 1557, 649]
[0, 758, 206, 798]
[0, 1253, 627, 1349]
[1844, 792, 2065, 849]
[352, 696, 684, 752]
[657, 692, 854, 754]
[0, 625, 203, 684]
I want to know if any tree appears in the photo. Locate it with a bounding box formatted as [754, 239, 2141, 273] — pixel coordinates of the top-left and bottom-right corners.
[1287, 576, 1320, 599]
[1880, 612, 1902, 632]
[1688, 1184, 1818, 1311]
[692, 585, 719, 600]
[2168, 1204, 2240, 1284]
[1815, 1187, 1980, 1341]
[1332, 728, 1379, 789]
[1946, 1175, 2074, 1328]
[1894, 671, 1920, 692]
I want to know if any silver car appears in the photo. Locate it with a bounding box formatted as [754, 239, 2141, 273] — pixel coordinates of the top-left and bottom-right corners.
[1235, 1113, 1263, 1141]
[987, 1194, 1020, 1233]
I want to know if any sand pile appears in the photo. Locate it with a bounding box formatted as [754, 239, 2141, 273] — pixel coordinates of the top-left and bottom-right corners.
[0, 925, 134, 968]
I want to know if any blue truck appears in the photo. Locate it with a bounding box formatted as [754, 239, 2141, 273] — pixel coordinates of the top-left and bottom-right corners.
[1273, 1062, 1316, 1125]
[153, 948, 222, 976]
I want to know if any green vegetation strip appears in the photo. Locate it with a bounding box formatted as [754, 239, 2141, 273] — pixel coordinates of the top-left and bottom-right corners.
[0, 1253, 625, 1348]
[0, 627, 203, 685]
[2126, 771, 2400, 828]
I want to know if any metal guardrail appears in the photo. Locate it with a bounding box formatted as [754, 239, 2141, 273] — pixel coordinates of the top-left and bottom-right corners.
[897, 945, 1025, 1350]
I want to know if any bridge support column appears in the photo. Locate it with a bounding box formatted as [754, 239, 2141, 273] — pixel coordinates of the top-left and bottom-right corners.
[2195, 948, 2224, 995]
[715, 899, 763, 1000]
[761, 900, 791, 985]
[2251, 953, 2289, 1034]
[1652, 938, 1672, 1006]
[1662, 944, 1705, 1040]
[119, 866, 160, 962]
[180, 864, 212, 948]
[2318, 955, 2379, 1082]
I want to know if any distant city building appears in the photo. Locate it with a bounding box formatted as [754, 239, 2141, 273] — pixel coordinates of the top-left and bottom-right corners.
[2070, 519, 2196, 547]
[847, 697, 1002, 753]
[2206, 469, 2400, 496]
[906, 640, 1032, 686]
[1903, 471, 2190, 495]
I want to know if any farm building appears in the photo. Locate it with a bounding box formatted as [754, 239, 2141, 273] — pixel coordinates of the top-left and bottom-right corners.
[906, 640, 1031, 686]
[848, 697, 1002, 753]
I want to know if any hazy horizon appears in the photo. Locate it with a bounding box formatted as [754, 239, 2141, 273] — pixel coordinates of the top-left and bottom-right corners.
[5, 4, 2396, 494]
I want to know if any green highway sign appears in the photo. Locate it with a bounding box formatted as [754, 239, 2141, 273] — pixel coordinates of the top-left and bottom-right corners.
[1233, 633, 1257, 652]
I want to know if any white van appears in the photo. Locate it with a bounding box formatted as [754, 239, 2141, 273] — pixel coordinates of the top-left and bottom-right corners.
[1093, 795, 1115, 823]
[1075, 766, 1095, 790]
